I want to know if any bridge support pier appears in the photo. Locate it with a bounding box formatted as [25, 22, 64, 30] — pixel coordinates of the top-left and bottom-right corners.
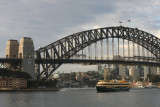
[19, 37, 36, 79]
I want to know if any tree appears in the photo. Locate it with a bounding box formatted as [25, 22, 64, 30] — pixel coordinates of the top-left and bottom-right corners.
[27, 80, 39, 88]
[0, 68, 32, 79]
[147, 74, 160, 83]
[105, 75, 114, 80]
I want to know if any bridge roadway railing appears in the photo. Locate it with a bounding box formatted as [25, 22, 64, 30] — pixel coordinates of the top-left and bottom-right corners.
[0, 58, 160, 67]
[0, 58, 22, 63]
[1, 58, 160, 72]
[35, 59, 160, 67]
[0, 58, 22, 70]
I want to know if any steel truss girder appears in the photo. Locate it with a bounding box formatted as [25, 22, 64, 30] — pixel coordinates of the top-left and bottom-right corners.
[35, 59, 160, 67]
[0, 58, 22, 71]
[35, 26, 160, 78]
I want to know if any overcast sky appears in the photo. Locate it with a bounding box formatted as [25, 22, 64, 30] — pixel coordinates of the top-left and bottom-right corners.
[0, 0, 160, 72]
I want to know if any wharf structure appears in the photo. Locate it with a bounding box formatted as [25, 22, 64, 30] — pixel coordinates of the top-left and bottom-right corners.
[0, 77, 27, 90]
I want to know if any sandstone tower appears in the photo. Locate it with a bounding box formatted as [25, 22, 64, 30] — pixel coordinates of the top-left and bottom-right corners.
[5, 40, 19, 58]
[19, 37, 36, 79]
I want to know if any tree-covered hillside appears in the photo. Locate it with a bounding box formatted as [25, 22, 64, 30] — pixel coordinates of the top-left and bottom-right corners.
[0, 68, 32, 79]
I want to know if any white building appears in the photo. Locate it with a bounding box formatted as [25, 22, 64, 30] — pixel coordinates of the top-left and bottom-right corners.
[119, 64, 126, 77]
[129, 66, 134, 76]
[157, 67, 160, 75]
[52, 73, 59, 79]
[129, 66, 140, 78]
[143, 66, 149, 80]
[98, 64, 102, 72]
[76, 73, 83, 81]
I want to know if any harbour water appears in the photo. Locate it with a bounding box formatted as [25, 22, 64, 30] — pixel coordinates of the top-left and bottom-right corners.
[0, 88, 160, 107]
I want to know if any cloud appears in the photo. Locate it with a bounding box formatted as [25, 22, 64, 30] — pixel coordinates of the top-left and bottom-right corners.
[158, 31, 160, 38]
[0, 0, 160, 72]
[56, 64, 97, 73]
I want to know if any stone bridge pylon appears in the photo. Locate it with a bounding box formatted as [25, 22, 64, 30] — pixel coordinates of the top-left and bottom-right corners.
[5, 37, 36, 79]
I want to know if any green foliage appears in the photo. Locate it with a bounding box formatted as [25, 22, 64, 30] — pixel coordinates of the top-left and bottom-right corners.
[27, 79, 58, 88]
[60, 73, 76, 81]
[137, 77, 144, 82]
[70, 73, 76, 81]
[88, 80, 97, 87]
[0, 68, 32, 79]
[147, 74, 160, 83]
[105, 75, 114, 80]
[27, 80, 39, 88]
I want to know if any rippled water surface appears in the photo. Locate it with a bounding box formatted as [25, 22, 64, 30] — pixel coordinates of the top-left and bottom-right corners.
[0, 88, 160, 107]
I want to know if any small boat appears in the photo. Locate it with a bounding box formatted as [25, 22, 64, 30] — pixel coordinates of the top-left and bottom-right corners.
[157, 85, 160, 88]
[96, 79, 131, 92]
[144, 83, 156, 88]
[132, 81, 144, 88]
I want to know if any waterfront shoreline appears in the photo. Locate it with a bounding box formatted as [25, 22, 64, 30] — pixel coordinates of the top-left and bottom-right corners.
[0, 88, 60, 92]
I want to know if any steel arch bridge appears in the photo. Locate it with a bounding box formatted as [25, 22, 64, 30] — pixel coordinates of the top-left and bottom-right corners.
[35, 26, 160, 78]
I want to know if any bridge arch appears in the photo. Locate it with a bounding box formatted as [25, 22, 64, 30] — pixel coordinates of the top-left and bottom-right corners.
[35, 26, 160, 78]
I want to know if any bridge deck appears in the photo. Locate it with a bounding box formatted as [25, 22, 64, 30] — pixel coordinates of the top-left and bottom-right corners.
[0, 58, 160, 67]
[35, 59, 160, 67]
[0, 58, 22, 63]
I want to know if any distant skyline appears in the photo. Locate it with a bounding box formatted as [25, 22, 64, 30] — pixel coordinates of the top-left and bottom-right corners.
[0, 0, 160, 73]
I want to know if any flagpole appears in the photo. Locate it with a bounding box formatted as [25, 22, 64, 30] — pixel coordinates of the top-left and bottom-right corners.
[119, 21, 122, 26]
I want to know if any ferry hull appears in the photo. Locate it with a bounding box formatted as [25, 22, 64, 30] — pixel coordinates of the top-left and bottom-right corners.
[96, 86, 130, 92]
